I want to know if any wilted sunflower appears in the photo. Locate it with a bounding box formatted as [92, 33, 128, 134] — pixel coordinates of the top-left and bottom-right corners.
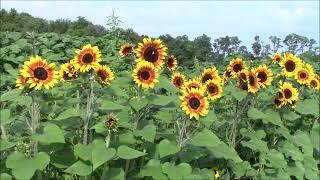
[20, 56, 58, 90]
[247, 70, 260, 93]
[171, 73, 186, 89]
[133, 61, 159, 89]
[308, 76, 319, 90]
[72, 44, 101, 72]
[200, 67, 221, 84]
[182, 78, 203, 93]
[166, 55, 178, 71]
[180, 88, 209, 120]
[279, 82, 299, 104]
[227, 58, 246, 77]
[205, 79, 223, 101]
[279, 53, 302, 77]
[60, 62, 79, 81]
[16, 75, 27, 89]
[104, 113, 118, 129]
[253, 65, 273, 88]
[95, 64, 114, 85]
[119, 43, 134, 57]
[271, 53, 282, 64]
[273, 91, 285, 108]
[135, 37, 167, 69]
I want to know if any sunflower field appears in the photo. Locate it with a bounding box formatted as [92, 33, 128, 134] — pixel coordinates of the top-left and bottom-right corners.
[0, 31, 319, 180]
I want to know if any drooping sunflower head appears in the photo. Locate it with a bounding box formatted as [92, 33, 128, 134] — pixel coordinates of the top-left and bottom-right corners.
[227, 58, 247, 77]
[166, 55, 178, 71]
[253, 64, 273, 88]
[308, 76, 320, 90]
[205, 79, 223, 101]
[16, 75, 27, 89]
[271, 53, 282, 64]
[237, 69, 249, 91]
[181, 78, 203, 93]
[200, 67, 221, 84]
[180, 88, 209, 120]
[295, 67, 312, 85]
[273, 91, 285, 108]
[59, 62, 79, 82]
[133, 61, 159, 89]
[247, 70, 260, 94]
[104, 113, 118, 129]
[119, 43, 134, 57]
[20, 56, 58, 90]
[171, 73, 186, 89]
[72, 44, 101, 72]
[279, 82, 299, 104]
[279, 53, 302, 77]
[135, 37, 167, 69]
[95, 64, 114, 85]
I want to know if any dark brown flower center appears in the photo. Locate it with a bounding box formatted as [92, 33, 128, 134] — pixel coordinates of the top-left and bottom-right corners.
[225, 70, 232, 78]
[175, 78, 182, 86]
[34, 67, 48, 80]
[239, 73, 247, 81]
[83, 53, 93, 64]
[284, 60, 295, 72]
[144, 47, 159, 63]
[208, 85, 217, 94]
[310, 80, 317, 87]
[97, 70, 107, 81]
[140, 70, 150, 80]
[202, 74, 213, 83]
[277, 92, 284, 99]
[249, 74, 256, 86]
[124, 46, 133, 54]
[239, 80, 248, 91]
[257, 71, 267, 83]
[298, 71, 307, 79]
[189, 97, 200, 109]
[275, 57, 280, 62]
[167, 57, 174, 67]
[233, 63, 243, 73]
[283, 89, 292, 99]
[274, 98, 282, 106]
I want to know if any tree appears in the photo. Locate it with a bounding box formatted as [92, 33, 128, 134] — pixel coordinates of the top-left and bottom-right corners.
[252, 35, 262, 57]
[269, 36, 282, 53]
[192, 34, 213, 62]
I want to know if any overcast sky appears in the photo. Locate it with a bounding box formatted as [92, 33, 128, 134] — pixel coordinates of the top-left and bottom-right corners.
[2, 1, 319, 47]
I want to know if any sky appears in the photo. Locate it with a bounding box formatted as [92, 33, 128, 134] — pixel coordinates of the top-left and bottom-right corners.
[1, 1, 319, 47]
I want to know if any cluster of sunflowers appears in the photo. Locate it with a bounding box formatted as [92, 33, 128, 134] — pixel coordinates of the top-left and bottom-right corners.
[16, 44, 114, 90]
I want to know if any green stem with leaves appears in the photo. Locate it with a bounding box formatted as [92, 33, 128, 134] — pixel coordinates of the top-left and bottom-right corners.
[83, 76, 95, 145]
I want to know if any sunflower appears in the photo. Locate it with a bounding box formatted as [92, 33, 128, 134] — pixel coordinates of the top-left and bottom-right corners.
[308, 76, 319, 90]
[180, 88, 209, 120]
[273, 91, 285, 108]
[213, 167, 221, 179]
[237, 69, 249, 91]
[227, 58, 247, 77]
[205, 79, 223, 101]
[135, 37, 167, 69]
[20, 56, 58, 90]
[200, 67, 221, 84]
[16, 75, 27, 89]
[253, 65, 273, 88]
[295, 67, 312, 85]
[181, 78, 203, 93]
[59, 62, 79, 81]
[133, 61, 159, 89]
[166, 55, 178, 71]
[72, 44, 101, 72]
[104, 113, 118, 129]
[247, 70, 260, 93]
[271, 53, 282, 64]
[279, 82, 299, 104]
[95, 64, 114, 85]
[279, 53, 302, 77]
[171, 73, 186, 89]
[119, 43, 134, 57]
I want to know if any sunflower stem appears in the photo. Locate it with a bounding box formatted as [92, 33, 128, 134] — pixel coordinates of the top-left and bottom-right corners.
[83, 76, 95, 145]
[30, 92, 40, 156]
[105, 130, 111, 148]
[1, 125, 7, 140]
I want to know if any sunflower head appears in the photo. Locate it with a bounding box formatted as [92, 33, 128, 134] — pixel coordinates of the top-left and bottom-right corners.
[72, 44, 101, 72]
[279, 53, 302, 77]
[135, 37, 167, 69]
[95, 64, 114, 85]
[180, 88, 209, 120]
[133, 61, 159, 89]
[119, 43, 134, 57]
[273, 92, 285, 108]
[171, 73, 186, 89]
[247, 70, 260, 93]
[253, 64, 273, 88]
[205, 79, 223, 101]
[20, 56, 58, 90]
[279, 82, 299, 104]
[166, 55, 178, 71]
[295, 67, 311, 85]
[16, 75, 27, 89]
[227, 58, 247, 77]
[104, 113, 118, 129]
[181, 78, 203, 93]
[60, 62, 79, 82]
[271, 53, 282, 64]
[200, 67, 221, 84]
[308, 76, 320, 90]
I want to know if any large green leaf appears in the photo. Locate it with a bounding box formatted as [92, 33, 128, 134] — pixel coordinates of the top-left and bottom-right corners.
[0, 173, 12, 180]
[208, 143, 242, 163]
[55, 108, 79, 120]
[129, 98, 148, 111]
[35, 123, 65, 144]
[91, 139, 116, 170]
[159, 139, 180, 158]
[190, 128, 221, 147]
[6, 152, 50, 180]
[149, 95, 175, 106]
[0, 109, 12, 125]
[310, 122, 320, 151]
[100, 101, 124, 110]
[162, 162, 192, 180]
[74, 143, 93, 161]
[265, 149, 286, 169]
[293, 130, 313, 155]
[241, 138, 269, 152]
[138, 159, 168, 180]
[262, 108, 283, 127]
[280, 141, 303, 161]
[0, 140, 16, 151]
[104, 168, 125, 180]
[135, 124, 156, 142]
[117, 145, 146, 160]
[295, 99, 319, 116]
[247, 107, 266, 120]
[64, 161, 92, 176]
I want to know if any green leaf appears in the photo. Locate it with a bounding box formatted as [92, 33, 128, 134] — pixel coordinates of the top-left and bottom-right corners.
[1, 89, 21, 102]
[100, 101, 124, 110]
[201, 110, 217, 127]
[262, 108, 283, 127]
[280, 141, 303, 161]
[310, 122, 320, 151]
[190, 128, 221, 147]
[35, 123, 65, 144]
[295, 99, 319, 116]
[282, 111, 300, 121]
[139, 159, 168, 180]
[117, 145, 146, 160]
[293, 130, 313, 155]
[74, 143, 92, 161]
[55, 108, 79, 120]
[6, 152, 50, 180]
[208, 143, 242, 163]
[135, 124, 156, 142]
[265, 149, 286, 169]
[0, 140, 16, 151]
[0, 173, 12, 180]
[247, 108, 266, 120]
[162, 162, 192, 180]
[229, 86, 247, 101]
[91, 139, 116, 170]
[241, 138, 269, 152]
[64, 161, 92, 176]
[149, 95, 175, 106]
[129, 98, 148, 111]
[104, 168, 125, 180]
[287, 161, 305, 180]
[0, 109, 12, 125]
[154, 110, 172, 124]
[159, 139, 180, 158]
